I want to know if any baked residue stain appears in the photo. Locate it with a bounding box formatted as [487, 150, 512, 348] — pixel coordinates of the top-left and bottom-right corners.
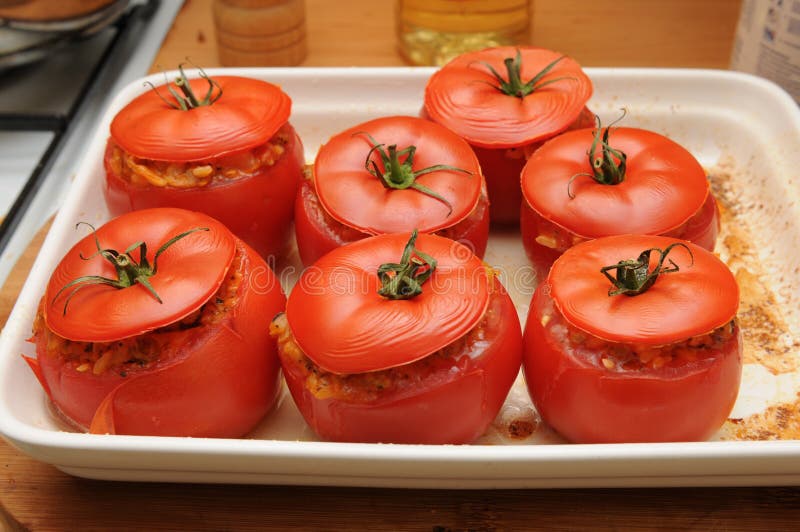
[475, 379, 567, 444]
[734, 268, 796, 373]
[709, 162, 798, 375]
[721, 394, 800, 440]
[506, 418, 537, 439]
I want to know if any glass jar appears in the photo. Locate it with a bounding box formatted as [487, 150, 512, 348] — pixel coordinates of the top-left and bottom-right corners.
[396, 0, 532, 66]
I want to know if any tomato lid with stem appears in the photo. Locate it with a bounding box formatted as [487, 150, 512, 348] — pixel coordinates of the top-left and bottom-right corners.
[547, 234, 739, 345]
[110, 68, 291, 162]
[313, 116, 483, 235]
[45, 208, 236, 343]
[424, 46, 592, 149]
[521, 126, 710, 239]
[286, 231, 491, 374]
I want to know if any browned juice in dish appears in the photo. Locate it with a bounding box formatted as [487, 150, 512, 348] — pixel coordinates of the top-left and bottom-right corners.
[396, 0, 531, 66]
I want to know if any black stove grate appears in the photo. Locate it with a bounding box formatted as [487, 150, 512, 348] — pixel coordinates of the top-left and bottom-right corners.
[0, 0, 160, 255]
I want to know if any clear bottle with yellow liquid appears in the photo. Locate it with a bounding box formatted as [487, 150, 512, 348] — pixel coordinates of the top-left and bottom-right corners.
[396, 0, 532, 66]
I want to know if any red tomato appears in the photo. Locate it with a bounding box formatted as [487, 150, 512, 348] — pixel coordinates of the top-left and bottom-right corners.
[424, 47, 593, 225]
[274, 232, 522, 444]
[522, 235, 742, 443]
[104, 71, 304, 261]
[521, 126, 720, 281]
[24, 208, 285, 438]
[294, 116, 489, 266]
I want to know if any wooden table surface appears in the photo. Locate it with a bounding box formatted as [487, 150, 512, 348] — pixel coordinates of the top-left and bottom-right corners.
[4, 0, 800, 530]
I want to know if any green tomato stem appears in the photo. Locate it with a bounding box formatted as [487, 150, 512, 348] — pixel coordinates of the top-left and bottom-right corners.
[480, 50, 571, 99]
[145, 62, 223, 111]
[568, 110, 629, 199]
[377, 230, 437, 300]
[600, 242, 693, 297]
[354, 131, 473, 215]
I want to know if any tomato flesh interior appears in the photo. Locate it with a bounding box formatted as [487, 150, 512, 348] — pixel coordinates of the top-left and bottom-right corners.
[541, 289, 737, 373]
[106, 125, 292, 189]
[272, 285, 502, 402]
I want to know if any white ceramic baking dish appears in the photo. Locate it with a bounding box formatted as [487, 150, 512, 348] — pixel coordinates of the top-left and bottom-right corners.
[0, 67, 799, 488]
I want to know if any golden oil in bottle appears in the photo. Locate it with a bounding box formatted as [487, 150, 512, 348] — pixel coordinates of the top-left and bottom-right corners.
[396, 0, 532, 66]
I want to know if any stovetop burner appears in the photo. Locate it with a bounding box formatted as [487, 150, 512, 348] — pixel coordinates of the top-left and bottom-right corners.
[0, 29, 116, 122]
[0, 0, 182, 284]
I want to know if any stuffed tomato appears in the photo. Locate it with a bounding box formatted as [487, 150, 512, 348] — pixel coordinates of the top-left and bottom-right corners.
[522, 235, 742, 443]
[104, 67, 304, 261]
[25, 208, 285, 438]
[295, 115, 489, 266]
[424, 46, 594, 225]
[271, 231, 522, 444]
[520, 124, 720, 280]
